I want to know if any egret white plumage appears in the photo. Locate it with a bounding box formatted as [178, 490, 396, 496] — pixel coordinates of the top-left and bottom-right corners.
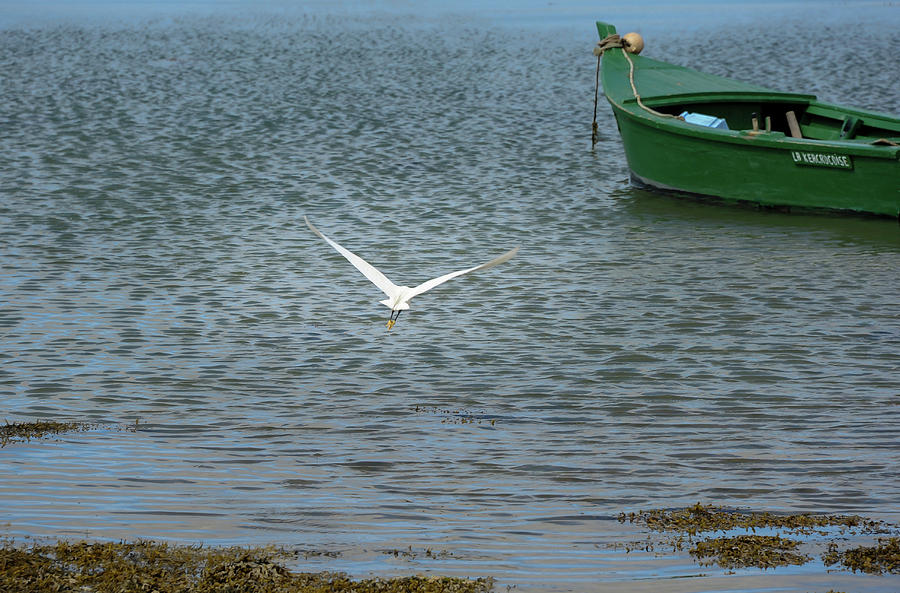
[305, 216, 518, 329]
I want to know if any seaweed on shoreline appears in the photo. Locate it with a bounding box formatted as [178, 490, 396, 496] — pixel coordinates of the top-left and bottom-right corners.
[0, 540, 494, 593]
[823, 537, 900, 575]
[689, 534, 810, 569]
[619, 502, 883, 536]
[617, 503, 898, 574]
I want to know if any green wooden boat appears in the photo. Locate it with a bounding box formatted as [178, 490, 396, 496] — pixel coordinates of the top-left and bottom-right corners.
[594, 22, 900, 218]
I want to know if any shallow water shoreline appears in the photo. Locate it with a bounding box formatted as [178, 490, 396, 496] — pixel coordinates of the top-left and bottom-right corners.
[4, 420, 899, 589]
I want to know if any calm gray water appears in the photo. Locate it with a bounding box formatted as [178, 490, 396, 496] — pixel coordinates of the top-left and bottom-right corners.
[2, 2, 899, 591]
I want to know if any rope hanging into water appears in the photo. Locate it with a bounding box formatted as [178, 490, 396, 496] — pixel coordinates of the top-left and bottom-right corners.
[591, 34, 679, 150]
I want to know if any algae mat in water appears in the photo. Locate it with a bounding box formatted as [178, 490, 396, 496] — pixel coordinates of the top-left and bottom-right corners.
[0, 419, 140, 447]
[619, 503, 900, 574]
[0, 420, 91, 447]
[824, 537, 900, 575]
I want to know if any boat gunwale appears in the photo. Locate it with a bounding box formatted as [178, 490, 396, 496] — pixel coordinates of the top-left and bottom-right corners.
[612, 91, 900, 135]
[605, 98, 900, 159]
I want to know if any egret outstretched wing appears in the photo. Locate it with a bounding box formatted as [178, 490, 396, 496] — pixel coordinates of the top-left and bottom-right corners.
[406, 246, 519, 299]
[304, 216, 399, 298]
[305, 216, 518, 329]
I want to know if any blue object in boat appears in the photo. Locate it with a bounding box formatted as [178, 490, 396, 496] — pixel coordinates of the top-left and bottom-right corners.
[680, 111, 729, 129]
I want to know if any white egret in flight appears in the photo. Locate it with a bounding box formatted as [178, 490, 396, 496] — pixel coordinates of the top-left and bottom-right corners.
[305, 216, 518, 329]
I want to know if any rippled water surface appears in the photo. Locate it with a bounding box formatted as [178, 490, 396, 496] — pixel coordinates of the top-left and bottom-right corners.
[2, 2, 899, 591]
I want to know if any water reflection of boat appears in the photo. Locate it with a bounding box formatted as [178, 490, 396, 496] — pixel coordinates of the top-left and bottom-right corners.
[594, 21, 900, 218]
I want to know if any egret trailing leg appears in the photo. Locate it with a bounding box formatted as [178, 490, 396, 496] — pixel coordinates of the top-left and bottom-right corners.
[387, 309, 402, 330]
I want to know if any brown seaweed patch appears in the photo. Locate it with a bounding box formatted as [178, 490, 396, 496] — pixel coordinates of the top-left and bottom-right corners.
[414, 406, 498, 426]
[619, 502, 882, 536]
[616, 503, 898, 573]
[0, 418, 141, 447]
[296, 548, 341, 559]
[382, 546, 454, 559]
[0, 420, 93, 447]
[690, 535, 810, 569]
[823, 537, 900, 575]
[0, 540, 493, 593]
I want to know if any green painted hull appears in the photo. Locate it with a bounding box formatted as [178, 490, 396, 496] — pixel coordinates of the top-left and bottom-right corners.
[596, 22, 900, 217]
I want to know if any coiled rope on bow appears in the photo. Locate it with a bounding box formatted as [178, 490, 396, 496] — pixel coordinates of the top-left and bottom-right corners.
[591, 33, 679, 149]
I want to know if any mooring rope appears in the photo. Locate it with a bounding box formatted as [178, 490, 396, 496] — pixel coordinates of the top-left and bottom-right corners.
[592, 34, 679, 149]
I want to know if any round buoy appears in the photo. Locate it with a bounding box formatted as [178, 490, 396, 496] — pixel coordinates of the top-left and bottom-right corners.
[622, 32, 644, 55]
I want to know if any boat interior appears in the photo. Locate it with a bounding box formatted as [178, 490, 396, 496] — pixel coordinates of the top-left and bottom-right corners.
[652, 99, 900, 143]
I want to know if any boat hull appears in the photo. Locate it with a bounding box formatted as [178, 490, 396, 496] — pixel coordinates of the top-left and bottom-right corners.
[611, 104, 900, 217]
